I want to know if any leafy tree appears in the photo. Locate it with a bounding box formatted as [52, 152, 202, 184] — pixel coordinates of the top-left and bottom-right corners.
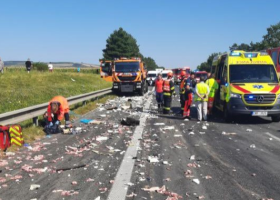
[249, 41, 266, 51]
[143, 57, 158, 70]
[197, 62, 209, 72]
[263, 22, 280, 48]
[197, 53, 219, 72]
[229, 22, 280, 51]
[103, 28, 140, 60]
[229, 43, 251, 51]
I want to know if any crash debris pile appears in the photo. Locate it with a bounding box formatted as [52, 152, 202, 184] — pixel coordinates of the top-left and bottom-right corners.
[123, 120, 216, 200]
[0, 96, 148, 199]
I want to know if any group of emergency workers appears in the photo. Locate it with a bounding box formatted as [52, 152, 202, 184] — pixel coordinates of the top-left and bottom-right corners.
[155, 72, 175, 114]
[155, 70, 218, 121]
[45, 71, 218, 132]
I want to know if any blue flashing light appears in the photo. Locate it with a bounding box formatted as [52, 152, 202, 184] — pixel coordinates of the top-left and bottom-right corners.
[248, 95, 254, 99]
[244, 53, 258, 58]
[230, 52, 241, 56]
[225, 83, 229, 87]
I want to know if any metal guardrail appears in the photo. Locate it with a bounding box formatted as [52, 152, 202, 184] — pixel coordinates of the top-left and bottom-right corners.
[0, 88, 112, 125]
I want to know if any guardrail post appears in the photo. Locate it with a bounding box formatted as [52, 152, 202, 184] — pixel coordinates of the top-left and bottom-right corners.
[83, 101, 87, 106]
[33, 117, 39, 126]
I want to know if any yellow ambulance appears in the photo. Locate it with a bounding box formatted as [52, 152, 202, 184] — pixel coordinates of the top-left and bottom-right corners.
[212, 51, 280, 122]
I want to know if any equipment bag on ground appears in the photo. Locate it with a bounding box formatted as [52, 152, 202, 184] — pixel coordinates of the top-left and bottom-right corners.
[9, 125, 24, 147]
[0, 126, 11, 150]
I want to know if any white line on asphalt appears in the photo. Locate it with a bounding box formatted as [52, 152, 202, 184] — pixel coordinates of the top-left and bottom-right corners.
[265, 132, 280, 142]
[107, 89, 154, 200]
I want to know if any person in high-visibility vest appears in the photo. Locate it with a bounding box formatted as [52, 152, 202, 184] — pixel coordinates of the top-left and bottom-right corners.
[179, 71, 188, 115]
[47, 96, 72, 129]
[163, 72, 175, 114]
[155, 73, 164, 111]
[206, 73, 219, 115]
[195, 76, 210, 121]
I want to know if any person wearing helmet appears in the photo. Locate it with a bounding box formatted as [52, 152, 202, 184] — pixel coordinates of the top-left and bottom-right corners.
[179, 71, 188, 115]
[46, 96, 72, 132]
[163, 71, 175, 114]
[183, 71, 196, 119]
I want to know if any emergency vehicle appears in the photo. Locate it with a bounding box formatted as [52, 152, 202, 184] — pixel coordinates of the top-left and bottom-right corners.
[100, 57, 148, 95]
[172, 67, 191, 84]
[212, 51, 280, 122]
[100, 60, 113, 82]
[267, 47, 280, 76]
[195, 71, 208, 82]
[147, 70, 158, 86]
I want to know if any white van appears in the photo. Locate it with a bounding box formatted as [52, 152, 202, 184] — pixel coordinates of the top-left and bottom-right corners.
[147, 70, 158, 85]
[161, 70, 173, 80]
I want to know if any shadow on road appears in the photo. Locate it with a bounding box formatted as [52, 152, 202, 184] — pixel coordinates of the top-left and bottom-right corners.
[210, 113, 272, 125]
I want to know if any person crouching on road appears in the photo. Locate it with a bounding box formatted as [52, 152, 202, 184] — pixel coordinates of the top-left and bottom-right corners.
[163, 72, 175, 114]
[206, 73, 218, 116]
[47, 96, 71, 129]
[195, 76, 210, 121]
[155, 73, 164, 111]
[179, 71, 188, 116]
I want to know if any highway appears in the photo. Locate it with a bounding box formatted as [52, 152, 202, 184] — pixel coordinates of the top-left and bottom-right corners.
[0, 86, 280, 200]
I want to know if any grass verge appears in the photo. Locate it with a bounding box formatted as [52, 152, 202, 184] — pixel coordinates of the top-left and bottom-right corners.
[0, 69, 111, 114]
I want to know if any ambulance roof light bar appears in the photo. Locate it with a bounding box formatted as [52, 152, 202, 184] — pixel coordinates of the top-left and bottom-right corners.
[260, 52, 268, 56]
[230, 52, 242, 56]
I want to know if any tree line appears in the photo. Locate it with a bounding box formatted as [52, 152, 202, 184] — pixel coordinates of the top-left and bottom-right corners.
[102, 28, 160, 71]
[197, 22, 280, 72]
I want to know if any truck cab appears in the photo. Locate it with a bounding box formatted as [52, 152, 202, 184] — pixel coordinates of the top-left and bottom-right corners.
[112, 57, 148, 95]
[267, 47, 280, 76]
[212, 51, 280, 122]
[100, 60, 113, 82]
[173, 67, 191, 84]
[195, 71, 208, 82]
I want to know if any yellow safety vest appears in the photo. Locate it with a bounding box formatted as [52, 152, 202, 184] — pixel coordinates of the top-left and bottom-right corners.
[195, 82, 209, 102]
[206, 78, 218, 98]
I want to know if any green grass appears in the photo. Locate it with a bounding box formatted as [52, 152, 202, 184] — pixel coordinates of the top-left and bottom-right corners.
[0, 69, 111, 114]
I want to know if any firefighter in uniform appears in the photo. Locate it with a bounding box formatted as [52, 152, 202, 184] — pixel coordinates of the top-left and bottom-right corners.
[183, 73, 195, 119]
[179, 71, 188, 115]
[163, 72, 175, 114]
[182, 82, 192, 119]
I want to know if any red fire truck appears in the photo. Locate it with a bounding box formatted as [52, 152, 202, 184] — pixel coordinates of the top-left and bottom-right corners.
[194, 71, 208, 82]
[267, 47, 280, 76]
[172, 67, 191, 84]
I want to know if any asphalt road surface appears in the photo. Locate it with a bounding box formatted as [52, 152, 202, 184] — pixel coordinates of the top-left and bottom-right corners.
[1, 86, 280, 200]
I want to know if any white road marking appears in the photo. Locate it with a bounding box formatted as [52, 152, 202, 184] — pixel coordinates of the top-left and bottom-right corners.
[107, 90, 154, 200]
[265, 132, 280, 142]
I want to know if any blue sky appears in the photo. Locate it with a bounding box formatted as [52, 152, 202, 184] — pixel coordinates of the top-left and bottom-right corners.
[0, 0, 279, 69]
